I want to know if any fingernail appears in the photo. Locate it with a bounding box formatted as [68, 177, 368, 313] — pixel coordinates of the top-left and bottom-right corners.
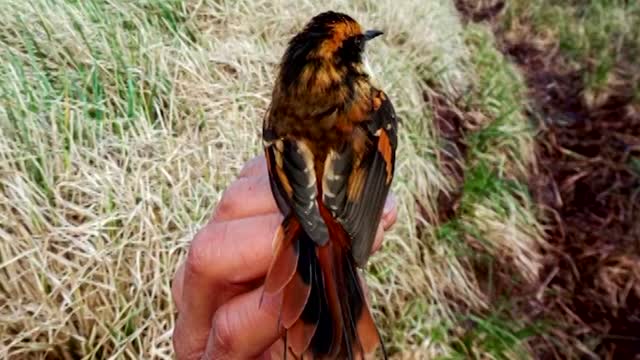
[383, 193, 396, 215]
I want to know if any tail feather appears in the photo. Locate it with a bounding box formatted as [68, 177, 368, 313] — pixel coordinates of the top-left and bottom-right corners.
[342, 255, 365, 359]
[281, 243, 313, 328]
[288, 238, 320, 356]
[266, 216, 385, 359]
[335, 247, 359, 360]
[355, 296, 381, 356]
[289, 317, 317, 356]
[316, 243, 345, 357]
[264, 217, 300, 295]
[345, 257, 381, 356]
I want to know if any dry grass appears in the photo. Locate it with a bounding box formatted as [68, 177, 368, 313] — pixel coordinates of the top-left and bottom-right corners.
[0, 0, 546, 358]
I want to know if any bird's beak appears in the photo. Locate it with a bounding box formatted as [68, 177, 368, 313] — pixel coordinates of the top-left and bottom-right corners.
[364, 29, 384, 41]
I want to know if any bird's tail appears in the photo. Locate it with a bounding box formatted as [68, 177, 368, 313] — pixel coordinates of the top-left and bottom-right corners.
[262, 215, 385, 359]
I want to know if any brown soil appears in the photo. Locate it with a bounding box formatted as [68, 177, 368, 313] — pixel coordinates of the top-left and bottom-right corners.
[455, 1, 640, 358]
[424, 86, 468, 224]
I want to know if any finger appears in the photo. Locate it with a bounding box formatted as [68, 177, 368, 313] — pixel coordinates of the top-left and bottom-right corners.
[266, 339, 288, 360]
[239, 155, 268, 178]
[212, 174, 279, 221]
[177, 214, 282, 358]
[382, 192, 398, 231]
[371, 193, 398, 253]
[185, 212, 282, 301]
[171, 262, 186, 313]
[372, 222, 385, 254]
[202, 286, 285, 359]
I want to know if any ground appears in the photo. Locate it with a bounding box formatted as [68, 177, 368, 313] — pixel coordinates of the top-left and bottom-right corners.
[0, 0, 638, 359]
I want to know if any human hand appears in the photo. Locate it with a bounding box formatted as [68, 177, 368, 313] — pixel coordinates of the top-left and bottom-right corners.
[171, 155, 398, 359]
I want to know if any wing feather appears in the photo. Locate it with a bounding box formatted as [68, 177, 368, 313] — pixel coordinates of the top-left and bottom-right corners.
[322, 91, 398, 266]
[265, 137, 330, 246]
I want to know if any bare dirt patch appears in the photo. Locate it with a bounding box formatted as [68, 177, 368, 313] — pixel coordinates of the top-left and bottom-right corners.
[424, 86, 468, 223]
[509, 39, 640, 359]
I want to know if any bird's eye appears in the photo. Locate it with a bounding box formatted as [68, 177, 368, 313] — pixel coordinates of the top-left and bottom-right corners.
[354, 36, 364, 51]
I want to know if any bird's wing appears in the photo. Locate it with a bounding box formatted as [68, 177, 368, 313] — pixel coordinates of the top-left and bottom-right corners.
[322, 90, 398, 266]
[264, 124, 330, 246]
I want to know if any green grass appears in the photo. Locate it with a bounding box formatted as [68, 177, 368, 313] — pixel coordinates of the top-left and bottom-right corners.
[504, 0, 640, 98]
[450, 314, 539, 360]
[423, 24, 545, 359]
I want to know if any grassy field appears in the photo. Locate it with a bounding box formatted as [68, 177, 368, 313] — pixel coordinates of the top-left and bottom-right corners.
[1, 0, 637, 359]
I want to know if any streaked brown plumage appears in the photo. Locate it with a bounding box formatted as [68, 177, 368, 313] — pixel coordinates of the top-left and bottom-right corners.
[261, 11, 398, 359]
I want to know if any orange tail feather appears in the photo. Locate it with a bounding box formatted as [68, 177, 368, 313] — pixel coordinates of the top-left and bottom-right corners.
[264, 216, 386, 359]
[263, 217, 300, 295]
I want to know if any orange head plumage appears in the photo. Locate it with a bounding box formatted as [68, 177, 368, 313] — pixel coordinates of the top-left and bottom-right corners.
[266, 11, 386, 151]
[278, 11, 383, 91]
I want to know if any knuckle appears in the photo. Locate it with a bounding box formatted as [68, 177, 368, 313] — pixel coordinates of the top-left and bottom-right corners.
[239, 156, 264, 177]
[185, 224, 227, 280]
[214, 178, 248, 218]
[211, 309, 237, 355]
[239, 161, 253, 176]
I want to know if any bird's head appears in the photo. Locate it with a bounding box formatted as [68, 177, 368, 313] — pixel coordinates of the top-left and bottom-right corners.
[278, 11, 383, 92]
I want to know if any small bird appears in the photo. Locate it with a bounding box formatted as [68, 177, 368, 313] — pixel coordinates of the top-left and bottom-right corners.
[261, 11, 398, 359]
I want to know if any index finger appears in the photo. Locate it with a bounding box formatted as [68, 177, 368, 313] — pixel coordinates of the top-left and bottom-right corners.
[212, 174, 278, 222]
[239, 155, 268, 178]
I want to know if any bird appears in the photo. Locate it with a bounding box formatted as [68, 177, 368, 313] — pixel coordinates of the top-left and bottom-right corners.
[261, 11, 398, 359]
